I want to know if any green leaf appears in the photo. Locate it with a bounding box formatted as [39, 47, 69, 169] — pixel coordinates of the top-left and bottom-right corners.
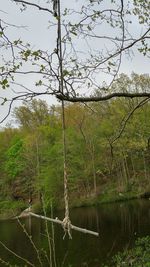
[108, 61, 115, 66]
[63, 69, 70, 77]
[87, 25, 92, 31]
[0, 79, 9, 89]
[1, 97, 7, 105]
[35, 80, 42, 86]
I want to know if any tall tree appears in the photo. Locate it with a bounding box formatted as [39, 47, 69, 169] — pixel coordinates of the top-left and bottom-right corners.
[0, 0, 149, 118]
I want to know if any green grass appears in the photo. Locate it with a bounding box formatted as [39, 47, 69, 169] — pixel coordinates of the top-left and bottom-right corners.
[98, 190, 138, 204]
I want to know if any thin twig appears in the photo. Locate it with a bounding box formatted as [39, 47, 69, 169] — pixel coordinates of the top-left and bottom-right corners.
[13, 0, 53, 15]
[42, 197, 52, 267]
[0, 241, 35, 267]
[111, 97, 150, 144]
[16, 217, 43, 267]
[51, 203, 57, 267]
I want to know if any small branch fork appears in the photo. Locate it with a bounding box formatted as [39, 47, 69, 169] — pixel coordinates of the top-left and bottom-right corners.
[12, 0, 53, 14]
[15, 212, 99, 237]
[111, 97, 150, 145]
[0, 90, 56, 124]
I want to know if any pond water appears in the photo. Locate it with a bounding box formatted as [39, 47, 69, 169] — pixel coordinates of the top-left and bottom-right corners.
[0, 199, 150, 267]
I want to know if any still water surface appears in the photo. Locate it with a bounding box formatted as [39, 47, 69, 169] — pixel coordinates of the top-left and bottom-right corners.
[0, 199, 150, 267]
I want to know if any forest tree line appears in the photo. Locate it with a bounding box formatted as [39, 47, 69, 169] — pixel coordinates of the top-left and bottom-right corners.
[0, 73, 150, 212]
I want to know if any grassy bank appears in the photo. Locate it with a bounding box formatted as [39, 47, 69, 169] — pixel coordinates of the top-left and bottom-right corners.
[69, 179, 150, 208]
[0, 179, 150, 217]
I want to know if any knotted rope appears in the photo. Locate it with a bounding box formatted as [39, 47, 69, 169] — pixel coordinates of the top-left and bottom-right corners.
[55, 0, 72, 238]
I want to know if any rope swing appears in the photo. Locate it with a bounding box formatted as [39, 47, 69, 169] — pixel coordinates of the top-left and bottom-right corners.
[14, 0, 99, 239]
[56, 0, 72, 238]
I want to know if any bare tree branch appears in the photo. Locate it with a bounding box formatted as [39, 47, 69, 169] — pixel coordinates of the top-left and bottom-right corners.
[56, 92, 150, 103]
[0, 91, 55, 124]
[111, 97, 150, 144]
[12, 0, 53, 15]
[15, 211, 99, 237]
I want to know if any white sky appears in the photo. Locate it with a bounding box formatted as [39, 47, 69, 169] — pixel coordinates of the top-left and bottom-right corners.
[0, 0, 150, 127]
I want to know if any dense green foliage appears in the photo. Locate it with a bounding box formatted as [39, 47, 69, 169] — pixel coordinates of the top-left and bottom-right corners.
[0, 74, 150, 214]
[105, 236, 150, 267]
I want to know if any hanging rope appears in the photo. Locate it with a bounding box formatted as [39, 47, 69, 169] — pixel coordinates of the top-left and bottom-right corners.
[55, 0, 72, 239]
[9, 0, 99, 238]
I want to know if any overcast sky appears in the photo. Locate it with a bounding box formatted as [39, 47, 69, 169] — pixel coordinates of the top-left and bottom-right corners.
[0, 0, 150, 127]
